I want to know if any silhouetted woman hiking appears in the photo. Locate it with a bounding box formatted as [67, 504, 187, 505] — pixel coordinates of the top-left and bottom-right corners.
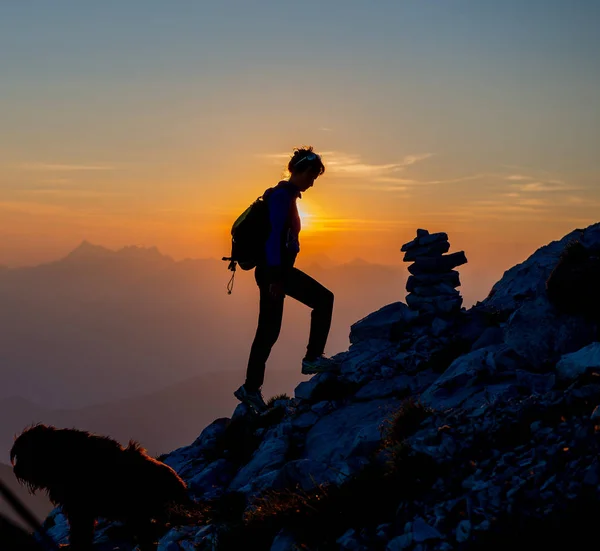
[235, 147, 338, 413]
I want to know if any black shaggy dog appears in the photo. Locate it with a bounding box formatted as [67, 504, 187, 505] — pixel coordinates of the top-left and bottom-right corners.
[10, 424, 192, 551]
[546, 240, 600, 321]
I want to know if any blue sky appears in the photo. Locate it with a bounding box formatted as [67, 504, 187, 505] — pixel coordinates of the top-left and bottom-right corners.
[2, 0, 598, 163]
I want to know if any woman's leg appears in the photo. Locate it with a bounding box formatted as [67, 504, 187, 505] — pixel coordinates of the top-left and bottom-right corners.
[245, 283, 285, 390]
[285, 267, 334, 360]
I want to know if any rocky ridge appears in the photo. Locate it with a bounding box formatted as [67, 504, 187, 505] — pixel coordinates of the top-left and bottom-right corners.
[41, 222, 600, 551]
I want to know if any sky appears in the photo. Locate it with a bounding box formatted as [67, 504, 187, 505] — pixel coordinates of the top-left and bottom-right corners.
[1, 0, 599, 278]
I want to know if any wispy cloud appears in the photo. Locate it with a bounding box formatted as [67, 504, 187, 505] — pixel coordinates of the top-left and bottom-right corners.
[2, 180, 121, 196]
[39, 178, 72, 185]
[325, 152, 432, 178]
[351, 184, 409, 193]
[423, 173, 496, 185]
[0, 200, 75, 216]
[375, 170, 570, 189]
[505, 174, 574, 193]
[261, 151, 432, 180]
[373, 172, 497, 187]
[503, 171, 573, 192]
[14, 163, 117, 171]
[515, 198, 548, 207]
[514, 181, 574, 193]
[459, 168, 586, 220]
[456, 200, 552, 218]
[370, 176, 417, 184]
[261, 155, 584, 205]
[21, 188, 124, 198]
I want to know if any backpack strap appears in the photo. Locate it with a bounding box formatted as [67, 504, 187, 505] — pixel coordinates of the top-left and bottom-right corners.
[220, 257, 237, 294]
[226, 260, 236, 294]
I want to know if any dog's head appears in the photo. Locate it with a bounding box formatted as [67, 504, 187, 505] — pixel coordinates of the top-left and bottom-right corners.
[10, 424, 57, 493]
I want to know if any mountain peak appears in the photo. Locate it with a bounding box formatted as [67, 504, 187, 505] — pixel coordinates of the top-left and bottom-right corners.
[62, 241, 172, 264]
[64, 240, 114, 261]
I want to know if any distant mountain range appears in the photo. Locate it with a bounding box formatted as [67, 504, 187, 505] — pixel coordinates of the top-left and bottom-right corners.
[0, 367, 301, 463]
[0, 242, 408, 467]
[0, 241, 406, 408]
[0, 366, 304, 528]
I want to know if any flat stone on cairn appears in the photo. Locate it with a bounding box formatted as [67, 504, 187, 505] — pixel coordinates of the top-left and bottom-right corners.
[401, 229, 467, 316]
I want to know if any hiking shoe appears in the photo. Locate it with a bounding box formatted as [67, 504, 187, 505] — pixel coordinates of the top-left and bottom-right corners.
[234, 385, 268, 414]
[301, 355, 340, 375]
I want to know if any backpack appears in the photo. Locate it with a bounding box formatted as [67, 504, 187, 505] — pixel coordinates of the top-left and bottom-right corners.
[222, 191, 272, 293]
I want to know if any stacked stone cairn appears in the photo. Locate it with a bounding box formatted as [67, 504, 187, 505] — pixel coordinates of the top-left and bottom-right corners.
[401, 229, 468, 317]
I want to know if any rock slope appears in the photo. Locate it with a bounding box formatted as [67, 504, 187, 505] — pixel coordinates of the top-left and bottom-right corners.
[40, 222, 600, 551]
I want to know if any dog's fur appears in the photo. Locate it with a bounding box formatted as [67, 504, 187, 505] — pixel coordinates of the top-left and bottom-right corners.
[546, 240, 600, 321]
[10, 424, 191, 550]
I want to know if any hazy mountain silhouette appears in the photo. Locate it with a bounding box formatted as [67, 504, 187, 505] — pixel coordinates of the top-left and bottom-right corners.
[0, 367, 305, 526]
[0, 242, 407, 409]
[0, 242, 410, 468]
[0, 368, 301, 464]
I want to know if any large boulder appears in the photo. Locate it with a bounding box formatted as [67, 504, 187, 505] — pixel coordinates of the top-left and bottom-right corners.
[483, 223, 600, 314]
[546, 240, 600, 319]
[191, 418, 230, 451]
[556, 342, 600, 382]
[304, 399, 399, 464]
[187, 458, 235, 499]
[350, 302, 417, 344]
[354, 375, 412, 401]
[295, 373, 338, 401]
[503, 296, 596, 369]
[228, 422, 292, 492]
[420, 345, 521, 411]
